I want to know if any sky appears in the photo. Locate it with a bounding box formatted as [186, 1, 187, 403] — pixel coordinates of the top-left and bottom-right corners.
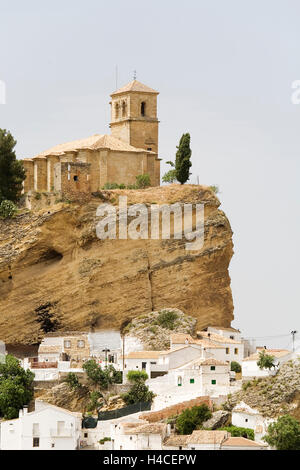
[0, 0, 299, 350]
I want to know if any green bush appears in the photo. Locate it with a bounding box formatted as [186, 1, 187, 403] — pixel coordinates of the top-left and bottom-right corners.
[157, 310, 178, 330]
[0, 200, 17, 219]
[64, 372, 81, 390]
[219, 425, 254, 440]
[99, 437, 111, 445]
[242, 381, 251, 391]
[135, 174, 151, 189]
[122, 369, 155, 405]
[176, 405, 212, 435]
[230, 361, 241, 373]
[127, 370, 148, 382]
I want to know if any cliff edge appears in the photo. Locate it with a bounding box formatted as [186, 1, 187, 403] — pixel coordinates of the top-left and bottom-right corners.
[0, 185, 234, 345]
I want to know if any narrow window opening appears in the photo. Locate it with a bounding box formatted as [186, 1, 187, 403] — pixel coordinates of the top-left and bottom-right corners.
[141, 102, 146, 116]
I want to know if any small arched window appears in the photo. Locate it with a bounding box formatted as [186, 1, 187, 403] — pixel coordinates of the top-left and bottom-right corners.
[141, 101, 146, 116]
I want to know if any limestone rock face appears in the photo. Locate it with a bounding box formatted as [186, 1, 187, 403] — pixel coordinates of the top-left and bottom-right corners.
[202, 410, 231, 429]
[0, 185, 234, 345]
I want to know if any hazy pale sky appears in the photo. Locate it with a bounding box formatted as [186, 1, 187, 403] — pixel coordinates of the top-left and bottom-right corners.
[1, 0, 299, 349]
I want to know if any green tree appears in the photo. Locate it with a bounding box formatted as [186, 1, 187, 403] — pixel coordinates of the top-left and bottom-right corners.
[175, 133, 192, 185]
[230, 361, 241, 373]
[0, 129, 26, 203]
[257, 350, 276, 370]
[176, 404, 212, 435]
[263, 415, 300, 450]
[122, 370, 155, 405]
[83, 360, 121, 389]
[162, 161, 177, 184]
[0, 355, 34, 419]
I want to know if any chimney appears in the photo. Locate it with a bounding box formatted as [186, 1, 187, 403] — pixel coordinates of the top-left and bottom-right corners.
[23, 406, 28, 415]
[19, 409, 23, 418]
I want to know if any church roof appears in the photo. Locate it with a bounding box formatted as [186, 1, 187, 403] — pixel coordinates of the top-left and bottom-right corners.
[31, 134, 152, 159]
[111, 80, 159, 96]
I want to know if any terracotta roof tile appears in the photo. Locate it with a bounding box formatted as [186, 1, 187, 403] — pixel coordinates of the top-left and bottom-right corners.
[243, 349, 290, 362]
[111, 80, 159, 96]
[222, 437, 267, 447]
[33, 134, 151, 159]
[187, 430, 229, 445]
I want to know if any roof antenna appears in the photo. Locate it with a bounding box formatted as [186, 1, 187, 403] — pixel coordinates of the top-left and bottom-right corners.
[133, 70, 137, 80]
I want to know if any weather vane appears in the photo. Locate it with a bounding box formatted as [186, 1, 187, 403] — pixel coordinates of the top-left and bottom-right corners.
[133, 70, 137, 80]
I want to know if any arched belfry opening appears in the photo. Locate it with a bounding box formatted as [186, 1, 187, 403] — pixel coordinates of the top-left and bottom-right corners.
[115, 103, 119, 119]
[122, 101, 126, 117]
[141, 101, 146, 116]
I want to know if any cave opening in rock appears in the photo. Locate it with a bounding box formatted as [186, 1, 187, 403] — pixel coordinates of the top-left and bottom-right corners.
[40, 249, 63, 263]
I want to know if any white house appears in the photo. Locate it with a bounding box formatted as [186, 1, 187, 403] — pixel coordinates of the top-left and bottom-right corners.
[111, 422, 170, 450]
[147, 358, 233, 411]
[120, 345, 203, 382]
[196, 330, 244, 364]
[232, 401, 275, 441]
[163, 430, 268, 450]
[0, 400, 82, 450]
[207, 326, 242, 342]
[242, 349, 292, 378]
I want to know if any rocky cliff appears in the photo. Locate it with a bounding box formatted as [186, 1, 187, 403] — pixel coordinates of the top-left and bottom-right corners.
[0, 185, 234, 345]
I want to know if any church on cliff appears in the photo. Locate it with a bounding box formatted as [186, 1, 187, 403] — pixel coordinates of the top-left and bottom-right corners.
[22, 80, 161, 197]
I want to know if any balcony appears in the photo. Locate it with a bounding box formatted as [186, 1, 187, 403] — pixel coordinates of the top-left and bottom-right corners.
[31, 362, 58, 369]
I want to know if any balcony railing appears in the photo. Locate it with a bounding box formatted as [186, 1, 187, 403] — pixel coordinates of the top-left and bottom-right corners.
[30, 362, 58, 369]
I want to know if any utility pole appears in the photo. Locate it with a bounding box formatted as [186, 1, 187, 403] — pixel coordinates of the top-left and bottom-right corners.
[291, 330, 298, 352]
[102, 348, 110, 367]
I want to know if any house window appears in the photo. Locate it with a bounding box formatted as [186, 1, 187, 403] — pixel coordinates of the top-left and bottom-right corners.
[245, 418, 248, 423]
[84, 432, 88, 438]
[179, 446, 182, 450]
[130, 436, 132, 440]
[211, 379, 216, 385]
[64, 340, 71, 349]
[142, 362, 147, 370]
[73, 175, 78, 181]
[150, 362, 157, 365]
[33, 423, 39, 436]
[141, 102, 146, 116]
[51, 443, 55, 448]
[33, 437, 40, 448]
[177, 376, 182, 387]
[226, 348, 229, 354]
[147, 148, 152, 151]
[190, 378, 195, 384]
[230, 335, 234, 340]
[77, 340, 85, 348]
[234, 348, 238, 355]
[210, 366, 216, 371]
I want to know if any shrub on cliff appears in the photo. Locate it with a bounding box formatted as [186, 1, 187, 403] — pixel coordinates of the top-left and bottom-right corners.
[0, 200, 17, 219]
[0, 129, 26, 203]
[136, 173, 151, 189]
[0, 355, 34, 419]
[176, 404, 212, 435]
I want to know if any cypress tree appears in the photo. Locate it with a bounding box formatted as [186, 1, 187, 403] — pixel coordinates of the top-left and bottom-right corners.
[0, 129, 26, 202]
[175, 133, 192, 184]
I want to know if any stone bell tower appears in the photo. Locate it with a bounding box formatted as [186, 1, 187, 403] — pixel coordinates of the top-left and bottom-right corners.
[109, 80, 159, 154]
